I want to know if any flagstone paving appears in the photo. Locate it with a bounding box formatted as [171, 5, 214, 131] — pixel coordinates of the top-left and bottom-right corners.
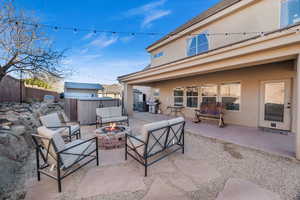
[216, 178, 281, 200]
[22, 116, 300, 200]
[141, 177, 190, 200]
[77, 165, 146, 199]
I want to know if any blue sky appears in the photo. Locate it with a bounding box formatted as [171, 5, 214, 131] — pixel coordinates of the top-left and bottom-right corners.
[15, 0, 220, 84]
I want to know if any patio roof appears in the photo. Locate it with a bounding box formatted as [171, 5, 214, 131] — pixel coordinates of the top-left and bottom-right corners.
[118, 23, 300, 84]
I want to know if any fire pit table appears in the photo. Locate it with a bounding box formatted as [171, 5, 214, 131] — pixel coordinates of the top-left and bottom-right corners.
[94, 124, 131, 150]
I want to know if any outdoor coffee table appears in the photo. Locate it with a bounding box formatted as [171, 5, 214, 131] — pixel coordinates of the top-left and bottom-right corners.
[94, 125, 131, 150]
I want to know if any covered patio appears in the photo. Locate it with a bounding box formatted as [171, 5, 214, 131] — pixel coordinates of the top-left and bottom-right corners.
[119, 26, 300, 160]
[131, 112, 295, 159]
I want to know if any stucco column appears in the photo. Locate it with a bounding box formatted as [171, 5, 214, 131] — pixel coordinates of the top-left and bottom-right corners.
[296, 54, 300, 159]
[123, 83, 133, 116]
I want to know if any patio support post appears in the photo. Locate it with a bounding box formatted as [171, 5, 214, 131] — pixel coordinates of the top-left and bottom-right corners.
[296, 54, 300, 160]
[123, 83, 133, 116]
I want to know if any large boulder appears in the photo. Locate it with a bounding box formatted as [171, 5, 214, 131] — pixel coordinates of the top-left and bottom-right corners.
[0, 101, 65, 199]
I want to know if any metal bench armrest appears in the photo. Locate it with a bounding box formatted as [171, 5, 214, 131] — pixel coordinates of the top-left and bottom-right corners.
[126, 133, 146, 144]
[57, 137, 97, 154]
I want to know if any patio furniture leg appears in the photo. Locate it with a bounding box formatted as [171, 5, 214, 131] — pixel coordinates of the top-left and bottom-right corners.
[182, 131, 185, 154]
[219, 115, 225, 128]
[96, 139, 99, 166]
[57, 157, 62, 193]
[36, 147, 41, 181]
[144, 159, 147, 177]
[125, 135, 128, 160]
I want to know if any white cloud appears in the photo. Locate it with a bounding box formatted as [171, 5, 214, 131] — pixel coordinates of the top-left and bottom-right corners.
[120, 35, 134, 43]
[89, 34, 118, 48]
[82, 32, 94, 40]
[79, 48, 89, 54]
[142, 10, 171, 28]
[125, 0, 171, 28]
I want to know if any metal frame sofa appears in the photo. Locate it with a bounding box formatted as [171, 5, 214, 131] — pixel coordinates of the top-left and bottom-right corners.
[39, 112, 81, 141]
[125, 117, 185, 176]
[96, 106, 129, 128]
[32, 126, 99, 192]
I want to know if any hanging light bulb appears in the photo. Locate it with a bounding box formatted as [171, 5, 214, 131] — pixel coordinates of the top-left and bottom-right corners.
[53, 26, 59, 31]
[73, 28, 78, 34]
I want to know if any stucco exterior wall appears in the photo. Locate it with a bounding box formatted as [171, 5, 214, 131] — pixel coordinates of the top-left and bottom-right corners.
[150, 0, 281, 67]
[147, 61, 296, 131]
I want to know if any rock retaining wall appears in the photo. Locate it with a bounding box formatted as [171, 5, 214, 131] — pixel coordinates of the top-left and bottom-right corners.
[0, 102, 64, 199]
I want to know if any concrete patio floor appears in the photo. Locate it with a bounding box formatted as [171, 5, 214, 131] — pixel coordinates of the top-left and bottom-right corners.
[131, 112, 295, 158]
[23, 112, 300, 200]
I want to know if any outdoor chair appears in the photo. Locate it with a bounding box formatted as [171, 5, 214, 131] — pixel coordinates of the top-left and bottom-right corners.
[32, 126, 99, 192]
[125, 117, 185, 176]
[194, 102, 225, 127]
[39, 112, 81, 141]
[96, 106, 129, 128]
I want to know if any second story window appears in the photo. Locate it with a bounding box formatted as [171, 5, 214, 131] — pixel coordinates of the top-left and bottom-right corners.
[281, 0, 300, 27]
[186, 32, 209, 57]
[153, 52, 164, 59]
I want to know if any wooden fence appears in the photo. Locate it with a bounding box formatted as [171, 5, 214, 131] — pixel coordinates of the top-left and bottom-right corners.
[64, 98, 121, 125]
[0, 75, 25, 102]
[25, 87, 59, 102]
[0, 75, 59, 102]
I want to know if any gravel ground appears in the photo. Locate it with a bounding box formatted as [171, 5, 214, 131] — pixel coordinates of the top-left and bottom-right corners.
[20, 129, 300, 200]
[184, 132, 300, 200]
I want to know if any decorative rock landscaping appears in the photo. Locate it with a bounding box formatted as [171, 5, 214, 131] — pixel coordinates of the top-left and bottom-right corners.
[0, 101, 64, 200]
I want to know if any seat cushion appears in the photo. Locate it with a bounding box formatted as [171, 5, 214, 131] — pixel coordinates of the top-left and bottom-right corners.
[127, 135, 145, 155]
[141, 120, 169, 140]
[40, 113, 62, 127]
[168, 117, 184, 125]
[101, 116, 128, 123]
[141, 120, 169, 155]
[96, 107, 111, 118]
[167, 117, 185, 146]
[61, 139, 96, 169]
[37, 126, 66, 165]
[58, 124, 80, 138]
[109, 106, 122, 117]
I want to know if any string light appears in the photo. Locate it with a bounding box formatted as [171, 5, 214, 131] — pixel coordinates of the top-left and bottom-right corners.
[4, 18, 300, 38]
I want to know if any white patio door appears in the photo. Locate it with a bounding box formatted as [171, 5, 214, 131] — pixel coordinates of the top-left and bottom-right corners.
[259, 79, 291, 130]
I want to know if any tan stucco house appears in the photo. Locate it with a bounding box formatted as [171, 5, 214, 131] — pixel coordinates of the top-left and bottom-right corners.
[118, 0, 300, 158]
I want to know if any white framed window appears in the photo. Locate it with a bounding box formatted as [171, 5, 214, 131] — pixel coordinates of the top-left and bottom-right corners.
[186, 87, 198, 108]
[220, 82, 241, 111]
[281, 0, 300, 28]
[153, 52, 164, 59]
[173, 87, 184, 106]
[200, 84, 218, 104]
[186, 32, 209, 57]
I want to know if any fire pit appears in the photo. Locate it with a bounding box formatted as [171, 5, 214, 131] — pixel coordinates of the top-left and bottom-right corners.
[101, 123, 126, 134]
[94, 123, 131, 150]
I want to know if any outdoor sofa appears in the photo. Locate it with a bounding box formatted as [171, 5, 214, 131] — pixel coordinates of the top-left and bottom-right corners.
[32, 126, 99, 192]
[125, 117, 185, 176]
[39, 112, 81, 141]
[194, 102, 225, 128]
[96, 106, 129, 128]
